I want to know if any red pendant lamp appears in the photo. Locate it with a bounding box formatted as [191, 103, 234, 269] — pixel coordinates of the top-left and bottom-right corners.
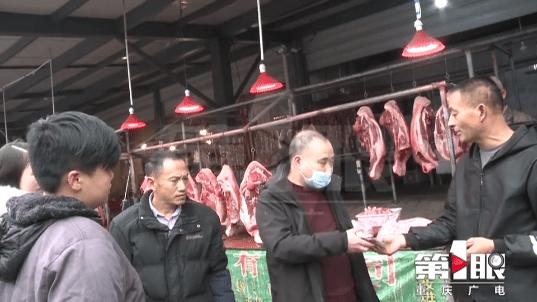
[175, 89, 205, 114]
[249, 0, 284, 95]
[121, 107, 147, 131]
[402, 0, 445, 58]
[174, 6, 205, 115]
[119, 0, 146, 131]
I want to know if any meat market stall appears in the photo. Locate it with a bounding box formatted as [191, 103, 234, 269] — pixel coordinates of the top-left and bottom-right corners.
[118, 24, 531, 299]
[122, 79, 456, 302]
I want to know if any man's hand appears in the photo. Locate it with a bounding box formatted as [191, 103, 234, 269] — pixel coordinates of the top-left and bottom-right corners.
[346, 229, 374, 253]
[467, 237, 495, 255]
[377, 234, 407, 255]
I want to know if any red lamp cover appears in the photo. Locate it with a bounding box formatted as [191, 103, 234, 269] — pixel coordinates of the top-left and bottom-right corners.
[249, 72, 284, 95]
[402, 29, 445, 58]
[175, 92, 205, 114]
[120, 113, 146, 131]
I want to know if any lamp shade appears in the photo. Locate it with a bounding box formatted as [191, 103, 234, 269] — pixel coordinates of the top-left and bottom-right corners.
[402, 29, 445, 58]
[249, 63, 284, 95]
[120, 107, 146, 131]
[175, 89, 205, 114]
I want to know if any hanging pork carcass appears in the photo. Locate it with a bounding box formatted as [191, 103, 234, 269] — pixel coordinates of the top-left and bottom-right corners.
[217, 165, 243, 237]
[240, 161, 272, 244]
[186, 174, 200, 202]
[379, 100, 412, 176]
[195, 169, 226, 225]
[434, 106, 468, 161]
[353, 106, 387, 180]
[410, 96, 438, 173]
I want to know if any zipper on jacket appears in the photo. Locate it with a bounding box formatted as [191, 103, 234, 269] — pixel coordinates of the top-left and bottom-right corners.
[476, 172, 484, 235]
[163, 231, 172, 302]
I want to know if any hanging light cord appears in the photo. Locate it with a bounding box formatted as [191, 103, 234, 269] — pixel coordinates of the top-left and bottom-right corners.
[122, 0, 135, 109]
[414, 0, 421, 20]
[49, 52, 55, 114]
[1, 59, 50, 143]
[179, 5, 189, 90]
[2, 90, 7, 144]
[256, 0, 264, 62]
[123, 164, 131, 200]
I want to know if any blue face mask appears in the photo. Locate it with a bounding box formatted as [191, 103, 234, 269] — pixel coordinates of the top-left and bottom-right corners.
[300, 164, 332, 189]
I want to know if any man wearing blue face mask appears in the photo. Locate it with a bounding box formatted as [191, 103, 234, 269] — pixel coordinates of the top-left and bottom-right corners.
[256, 130, 379, 302]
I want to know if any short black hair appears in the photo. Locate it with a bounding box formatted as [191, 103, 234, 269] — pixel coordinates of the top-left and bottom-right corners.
[0, 140, 29, 188]
[146, 150, 188, 177]
[448, 76, 504, 111]
[26, 111, 120, 193]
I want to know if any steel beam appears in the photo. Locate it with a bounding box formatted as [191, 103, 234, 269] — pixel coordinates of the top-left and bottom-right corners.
[8, 0, 175, 112]
[208, 38, 234, 106]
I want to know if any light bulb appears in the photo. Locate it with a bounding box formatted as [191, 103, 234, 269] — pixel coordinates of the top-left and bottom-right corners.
[199, 129, 208, 136]
[520, 41, 528, 52]
[435, 0, 448, 9]
[141, 143, 147, 149]
[169, 145, 176, 151]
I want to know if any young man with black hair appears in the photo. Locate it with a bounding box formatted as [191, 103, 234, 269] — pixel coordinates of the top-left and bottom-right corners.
[110, 150, 234, 302]
[381, 77, 537, 301]
[0, 111, 145, 301]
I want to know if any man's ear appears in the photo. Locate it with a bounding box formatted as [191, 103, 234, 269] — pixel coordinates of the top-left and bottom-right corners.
[478, 104, 487, 122]
[66, 170, 82, 191]
[291, 155, 301, 167]
[146, 176, 156, 190]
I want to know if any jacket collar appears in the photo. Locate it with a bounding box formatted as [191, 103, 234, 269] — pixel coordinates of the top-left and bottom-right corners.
[0, 193, 99, 282]
[4, 193, 99, 226]
[0, 186, 27, 216]
[138, 191, 199, 231]
[469, 125, 537, 168]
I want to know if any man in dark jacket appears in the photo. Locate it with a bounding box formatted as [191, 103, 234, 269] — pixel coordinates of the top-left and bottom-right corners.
[257, 130, 379, 302]
[0, 111, 145, 301]
[110, 150, 234, 302]
[382, 77, 537, 301]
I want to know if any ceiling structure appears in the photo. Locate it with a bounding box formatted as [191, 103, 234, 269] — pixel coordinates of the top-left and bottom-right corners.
[1, 0, 537, 138]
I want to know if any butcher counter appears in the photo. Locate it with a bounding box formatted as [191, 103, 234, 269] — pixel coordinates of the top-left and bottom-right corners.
[224, 245, 449, 302]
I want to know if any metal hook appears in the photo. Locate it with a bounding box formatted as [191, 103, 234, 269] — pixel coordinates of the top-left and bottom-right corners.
[444, 56, 450, 81]
[363, 77, 368, 98]
[389, 71, 395, 92]
[411, 66, 417, 88]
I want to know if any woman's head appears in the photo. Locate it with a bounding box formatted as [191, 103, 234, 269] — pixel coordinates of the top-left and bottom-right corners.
[0, 140, 40, 192]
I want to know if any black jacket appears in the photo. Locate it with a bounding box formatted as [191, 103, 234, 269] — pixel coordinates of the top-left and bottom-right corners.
[256, 176, 379, 302]
[109, 192, 235, 302]
[405, 125, 537, 302]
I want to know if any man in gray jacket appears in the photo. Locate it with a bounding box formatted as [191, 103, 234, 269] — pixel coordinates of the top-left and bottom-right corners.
[0, 111, 145, 301]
